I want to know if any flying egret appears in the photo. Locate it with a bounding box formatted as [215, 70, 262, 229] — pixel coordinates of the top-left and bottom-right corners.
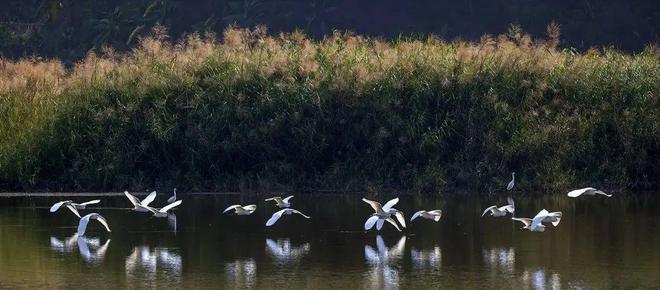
[50, 200, 101, 218]
[266, 208, 310, 226]
[167, 188, 177, 204]
[507, 172, 516, 191]
[264, 195, 294, 208]
[124, 191, 158, 212]
[567, 187, 612, 198]
[223, 204, 257, 215]
[512, 217, 545, 232]
[362, 197, 406, 228]
[482, 197, 515, 217]
[146, 200, 182, 218]
[512, 209, 562, 232]
[77, 213, 111, 237]
[410, 210, 443, 222]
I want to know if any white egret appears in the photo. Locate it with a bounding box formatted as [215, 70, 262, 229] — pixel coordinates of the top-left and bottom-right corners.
[507, 172, 516, 190]
[362, 197, 406, 228]
[167, 188, 177, 204]
[264, 195, 294, 208]
[223, 204, 257, 215]
[77, 213, 111, 237]
[512, 209, 562, 232]
[146, 200, 182, 218]
[410, 210, 443, 222]
[266, 208, 310, 226]
[124, 191, 157, 212]
[50, 199, 101, 218]
[567, 187, 612, 198]
[482, 197, 515, 217]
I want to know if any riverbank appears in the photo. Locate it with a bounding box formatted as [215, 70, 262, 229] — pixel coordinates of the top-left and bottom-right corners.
[0, 27, 658, 193]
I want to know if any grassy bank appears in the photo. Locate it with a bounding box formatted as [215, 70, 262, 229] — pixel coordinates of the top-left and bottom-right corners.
[0, 27, 658, 193]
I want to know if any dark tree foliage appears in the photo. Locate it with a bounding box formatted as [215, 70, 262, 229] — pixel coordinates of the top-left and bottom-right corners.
[1, 0, 658, 61]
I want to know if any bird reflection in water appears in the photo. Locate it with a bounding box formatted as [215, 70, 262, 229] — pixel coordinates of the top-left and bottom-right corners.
[125, 246, 182, 284]
[167, 213, 177, 233]
[482, 247, 515, 273]
[521, 269, 562, 290]
[265, 238, 310, 264]
[410, 245, 441, 270]
[364, 235, 406, 289]
[50, 234, 110, 264]
[225, 258, 257, 288]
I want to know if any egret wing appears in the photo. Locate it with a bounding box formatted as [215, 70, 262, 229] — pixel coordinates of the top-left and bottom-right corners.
[567, 187, 593, 197]
[223, 205, 241, 213]
[512, 217, 532, 227]
[94, 214, 111, 232]
[140, 191, 157, 206]
[499, 205, 515, 213]
[382, 198, 400, 212]
[385, 217, 402, 232]
[50, 201, 68, 212]
[242, 204, 257, 211]
[282, 195, 294, 203]
[65, 204, 81, 218]
[376, 219, 384, 230]
[364, 216, 379, 230]
[124, 191, 141, 207]
[394, 211, 406, 228]
[265, 197, 282, 203]
[159, 200, 182, 213]
[266, 209, 286, 226]
[428, 210, 443, 216]
[362, 198, 384, 213]
[77, 215, 91, 236]
[411, 210, 425, 221]
[80, 200, 101, 206]
[482, 206, 497, 216]
[291, 209, 310, 219]
[594, 190, 612, 197]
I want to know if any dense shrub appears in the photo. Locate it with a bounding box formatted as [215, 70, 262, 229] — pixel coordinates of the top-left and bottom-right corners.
[0, 28, 658, 193]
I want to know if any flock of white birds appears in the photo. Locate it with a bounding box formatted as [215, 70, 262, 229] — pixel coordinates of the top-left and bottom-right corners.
[49, 173, 612, 237]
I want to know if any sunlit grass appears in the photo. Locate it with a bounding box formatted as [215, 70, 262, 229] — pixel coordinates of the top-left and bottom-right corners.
[0, 26, 658, 193]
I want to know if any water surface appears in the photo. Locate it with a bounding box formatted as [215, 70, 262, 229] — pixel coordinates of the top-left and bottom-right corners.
[1, 194, 659, 289]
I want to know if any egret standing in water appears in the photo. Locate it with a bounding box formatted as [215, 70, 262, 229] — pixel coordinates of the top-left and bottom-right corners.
[507, 172, 516, 191]
[482, 197, 515, 217]
[265, 195, 294, 208]
[167, 188, 177, 204]
[223, 204, 257, 215]
[77, 213, 111, 237]
[50, 200, 101, 218]
[567, 187, 612, 198]
[266, 208, 310, 226]
[410, 210, 443, 222]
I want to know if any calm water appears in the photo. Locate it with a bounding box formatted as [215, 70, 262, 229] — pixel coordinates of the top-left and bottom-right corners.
[1, 194, 659, 289]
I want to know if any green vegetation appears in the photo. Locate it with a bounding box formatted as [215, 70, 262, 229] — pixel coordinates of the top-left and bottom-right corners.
[0, 27, 658, 193]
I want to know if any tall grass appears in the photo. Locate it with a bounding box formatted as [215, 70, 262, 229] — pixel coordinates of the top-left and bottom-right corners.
[0, 27, 658, 193]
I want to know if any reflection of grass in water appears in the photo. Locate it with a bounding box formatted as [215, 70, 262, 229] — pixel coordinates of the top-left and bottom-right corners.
[0, 26, 658, 193]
